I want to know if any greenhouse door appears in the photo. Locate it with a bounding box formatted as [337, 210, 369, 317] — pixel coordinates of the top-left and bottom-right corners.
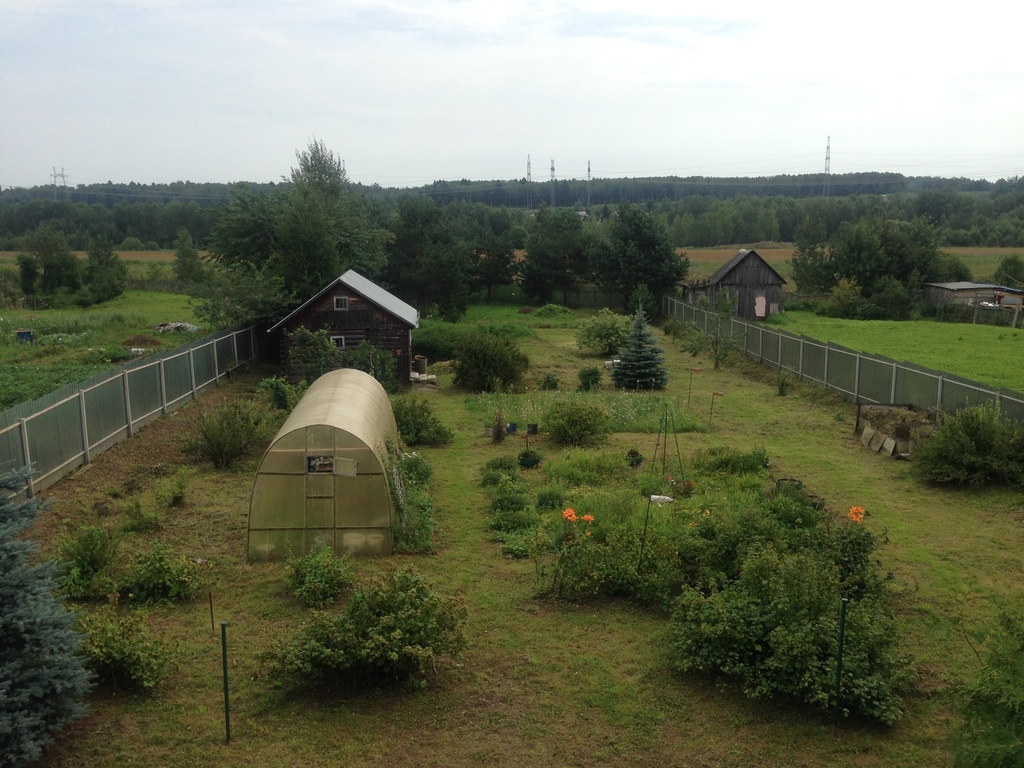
[305, 425, 336, 553]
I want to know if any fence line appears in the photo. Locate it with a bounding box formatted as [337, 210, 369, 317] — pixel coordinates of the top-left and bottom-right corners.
[663, 296, 1024, 421]
[0, 325, 262, 497]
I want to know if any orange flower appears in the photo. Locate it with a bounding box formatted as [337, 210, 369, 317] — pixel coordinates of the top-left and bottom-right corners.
[848, 506, 865, 523]
[581, 514, 594, 523]
[562, 508, 577, 522]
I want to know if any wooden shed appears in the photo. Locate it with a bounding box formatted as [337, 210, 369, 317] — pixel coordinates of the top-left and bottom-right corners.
[686, 249, 786, 320]
[269, 269, 420, 383]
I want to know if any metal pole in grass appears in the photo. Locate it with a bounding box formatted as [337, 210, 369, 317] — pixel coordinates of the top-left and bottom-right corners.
[221, 621, 231, 744]
[833, 598, 849, 728]
[637, 496, 653, 574]
[687, 368, 701, 410]
[708, 391, 723, 430]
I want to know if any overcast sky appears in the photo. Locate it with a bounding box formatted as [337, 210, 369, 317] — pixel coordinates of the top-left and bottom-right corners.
[2, 0, 1022, 190]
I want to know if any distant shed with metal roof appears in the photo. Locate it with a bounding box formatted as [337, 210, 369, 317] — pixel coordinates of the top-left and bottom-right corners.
[269, 269, 420, 383]
[686, 249, 787, 320]
[247, 368, 398, 562]
[922, 281, 1019, 306]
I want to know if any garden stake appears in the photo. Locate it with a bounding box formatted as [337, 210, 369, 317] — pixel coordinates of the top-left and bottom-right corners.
[637, 496, 654, 574]
[833, 598, 849, 728]
[708, 391, 723, 430]
[221, 621, 231, 744]
[209, 591, 214, 634]
[687, 368, 701, 410]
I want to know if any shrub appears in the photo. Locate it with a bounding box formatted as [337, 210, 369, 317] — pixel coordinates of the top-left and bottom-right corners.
[576, 308, 630, 356]
[392, 395, 454, 447]
[340, 340, 399, 394]
[668, 544, 910, 724]
[953, 607, 1024, 767]
[122, 541, 200, 605]
[543, 398, 612, 448]
[185, 399, 270, 469]
[497, 530, 533, 559]
[451, 330, 529, 393]
[281, 568, 468, 686]
[398, 450, 432, 488]
[662, 318, 686, 339]
[532, 304, 575, 319]
[120, 500, 161, 533]
[577, 366, 602, 392]
[491, 409, 506, 444]
[536, 485, 566, 510]
[913, 403, 1024, 487]
[257, 376, 307, 411]
[78, 603, 172, 690]
[285, 545, 354, 608]
[287, 327, 342, 382]
[693, 446, 769, 475]
[539, 372, 560, 391]
[55, 524, 120, 599]
[156, 469, 189, 509]
[387, 446, 436, 554]
[412, 321, 469, 361]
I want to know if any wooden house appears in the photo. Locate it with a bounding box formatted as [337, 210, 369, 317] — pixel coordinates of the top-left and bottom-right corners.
[269, 269, 420, 383]
[686, 249, 786, 320]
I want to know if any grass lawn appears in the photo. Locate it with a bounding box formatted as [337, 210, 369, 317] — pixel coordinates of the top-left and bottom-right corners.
[765, 309, 1024, 394]
[26, 305, 1024, 767]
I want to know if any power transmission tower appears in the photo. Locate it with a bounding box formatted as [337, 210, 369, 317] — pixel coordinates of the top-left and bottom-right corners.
[51, 167, 68, 200]
[587, 161, 591, 208]
[526, 154, 532, 208]
[822, 137, 831, 198]
[550, 159, 555, 207]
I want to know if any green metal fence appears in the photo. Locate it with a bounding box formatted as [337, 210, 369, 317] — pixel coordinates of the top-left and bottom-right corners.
[664, 296, 1024, 421]
[0, 325, 262, 497]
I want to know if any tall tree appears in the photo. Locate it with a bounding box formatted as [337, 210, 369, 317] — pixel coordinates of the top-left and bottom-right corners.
[612, 307, 668, 390]
[522, 206, 591, 305]
[172, 228, 208, 283]
[25, 224, 79, 294]
[0, 468, 91, 767]
[593, 203, 688, 307]
[202, 139, 391, 325]
[81, 236, 128, 304]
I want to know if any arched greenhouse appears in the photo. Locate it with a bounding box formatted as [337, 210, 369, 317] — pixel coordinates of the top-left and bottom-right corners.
[247, 369, 397, 561]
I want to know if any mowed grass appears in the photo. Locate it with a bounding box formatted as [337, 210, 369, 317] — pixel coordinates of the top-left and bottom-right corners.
[765, 309, 1024, 394]
[28, 305, 1024, 768]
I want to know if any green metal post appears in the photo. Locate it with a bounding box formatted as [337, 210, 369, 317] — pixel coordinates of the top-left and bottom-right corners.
[833, 598, 849, 727]
[221, 620, 231, 743]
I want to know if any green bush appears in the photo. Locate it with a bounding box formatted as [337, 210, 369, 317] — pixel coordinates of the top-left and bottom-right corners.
[392, 395, 454, 446]
[340, 340, 399, 394]
[122, 541, 200, 605]
[953, 607, 1024, 767]
[186, 399, 270, 469]
[913, 403, 1024, 486]
[576, 308, 630, 356]
[78, 603, 172, 691]
[387, 447, 436, 554]
[536, 485, 567, 510]
[285, 545, 354, 608]
[577, 367, 602, 392]
[120, 500, 161, 534]
[489, 505, 540, 533]
[693, 446, 769, 475]
[452, 330, 529, 393]
[286, 327, 342, 382]
[398, 450, 432, 488]
[412, 321, 470, 361]
[539, 372, 560, 391]
[281, 568, 468, 686]
[257, 376, 307, 411]
[55, 525, 120, 599]
[497, 530, 533, 559]
[543, 398, 612, 448]
[669, 544, 910, 724]
[532, 304, 575, 319]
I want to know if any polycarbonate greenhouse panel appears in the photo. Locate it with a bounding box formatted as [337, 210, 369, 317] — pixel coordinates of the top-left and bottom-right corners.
[336, 475, 391, 528]
[337, 528, 392, 555]
[248, 529, 305, 561]
[249, 474, 305, 528]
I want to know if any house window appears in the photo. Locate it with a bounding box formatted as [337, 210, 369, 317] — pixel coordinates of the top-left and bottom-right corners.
[334, 296, 349, 311]
[330, 335, 346, 349]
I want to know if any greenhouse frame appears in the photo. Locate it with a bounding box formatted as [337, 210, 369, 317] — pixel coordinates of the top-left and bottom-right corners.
[247, 369, 397, 561]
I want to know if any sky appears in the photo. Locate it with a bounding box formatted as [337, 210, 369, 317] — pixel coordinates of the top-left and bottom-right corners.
[2, 0, 1022, 190]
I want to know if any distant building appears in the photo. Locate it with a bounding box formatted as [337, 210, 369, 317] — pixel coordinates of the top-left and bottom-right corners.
[922, 281, 1022, 306]
[685, 249, 787, 320]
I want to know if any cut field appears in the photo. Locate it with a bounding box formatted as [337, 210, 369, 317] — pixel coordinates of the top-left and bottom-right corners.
[27, 308, 1024, 768]
[765, 309, 1024, 394]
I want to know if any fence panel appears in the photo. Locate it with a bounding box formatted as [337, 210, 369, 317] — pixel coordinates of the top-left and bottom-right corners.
[84, 377, 130, 455]
[0, 325, 260, 497]
[825, 347, 858, 398]
[894, 368, 940, 410]
[779, 334, 802, 372]
[801, 339, 827, 384]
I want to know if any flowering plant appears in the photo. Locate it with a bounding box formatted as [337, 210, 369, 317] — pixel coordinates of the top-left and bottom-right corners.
[626, 448, 643, 468]
[848, 505, 866, 523]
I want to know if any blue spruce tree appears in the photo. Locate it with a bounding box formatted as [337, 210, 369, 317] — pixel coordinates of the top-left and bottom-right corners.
[1, 469, 91, 768]
[612, 307, 668, 390]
